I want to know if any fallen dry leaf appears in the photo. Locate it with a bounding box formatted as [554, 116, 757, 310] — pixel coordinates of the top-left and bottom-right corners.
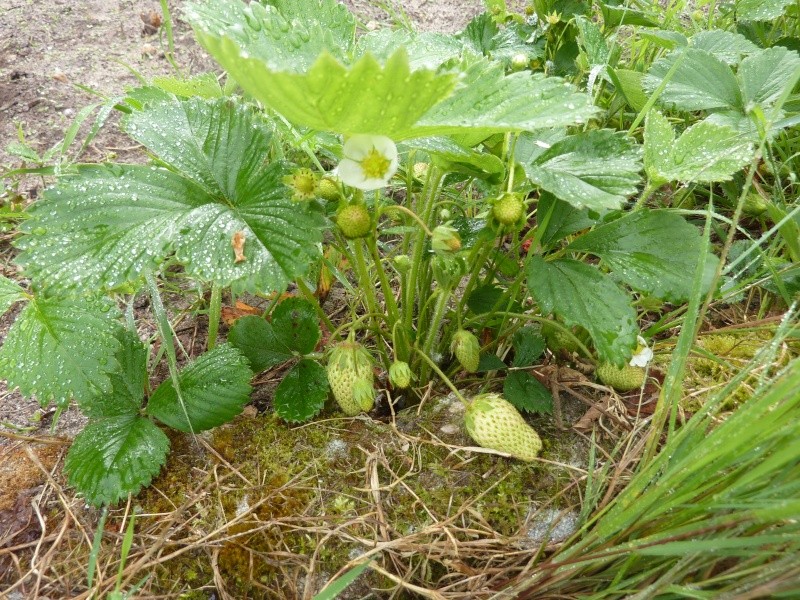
[220, 301, 262, 326]
[231, 230, 246, 263]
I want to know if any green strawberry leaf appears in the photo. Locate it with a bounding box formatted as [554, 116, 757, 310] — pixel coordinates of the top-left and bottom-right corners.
[273, 359, 329, 423]
[228, 315, 292, 373]
[151, 73, 224, 98]
[526, 256, 637, 365]
[184, 0, 356, 72]
[228, 298, 320, 372]
[575, 16, 610, 66]
[689, 31, 758, 65]
[0, 274, 25, 317]
[536, 192, 600, 248]
[567, 210, 720, 302]
[272, 297, 321, 356]
[17, 98, 325, 294]
[503, 371, 552, 414]
[644, 48, 742, 111]
[610, 68, 648, 111]
[146, 344, 252, 432]
[404, 137, 505, 180]
[477, 353, 508, 372]
[735, 0, 794, 21]
[355, 30, 467, 70]
[189, 29, 457, 138]
[511, 326, 546, 368]
[79, 329, 148, 419]
[738, 47, 800, 110]
[467, 284, 504, 315]
[411, 61, 598, 139]
[644, 110, 753, 184]
[523, 129, 642, 212]
[65, 414, 169, 506]
[0, 295, 121, 407]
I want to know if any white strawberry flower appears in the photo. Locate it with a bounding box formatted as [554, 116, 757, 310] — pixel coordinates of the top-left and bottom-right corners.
[629, 335, 653, 367]
[337, 134, 398, 191]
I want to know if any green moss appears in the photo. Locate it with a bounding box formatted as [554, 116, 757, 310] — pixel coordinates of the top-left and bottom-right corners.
[45, 396, 587, 597]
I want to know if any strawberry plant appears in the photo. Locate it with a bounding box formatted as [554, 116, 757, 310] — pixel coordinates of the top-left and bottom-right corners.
[3, 0, 795, 510]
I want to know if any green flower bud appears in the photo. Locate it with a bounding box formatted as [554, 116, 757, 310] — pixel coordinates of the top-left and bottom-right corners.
[451, 329, 480, 373]
[393, 254, 412, 274]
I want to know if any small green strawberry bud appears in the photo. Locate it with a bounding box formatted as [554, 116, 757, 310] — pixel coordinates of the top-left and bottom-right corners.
[596, 363, 645, 392]
[451, 329, 480, 373]
[336, 204, 372, 239]
[317, 177, 341, 201]
[465, 393, 542, 461]
[431, 224, 462, 253]
[413, 162, 429, 180]
[283, 167, 319, 201]
[491, 192, 526, 228]
[510, 53, 529, 71]
[743, 193, 769, 217]
[389, 360, 412, 389]
[327, 338, 375, 415]
[352, 378, 375, 412]
[393, 254, 412, 274]
[431, 254, 467, 289]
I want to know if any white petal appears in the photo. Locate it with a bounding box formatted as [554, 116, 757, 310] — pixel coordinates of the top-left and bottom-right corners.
[629, 347, 653, 367]
[370, 135, 398, 162]
[342, 134, 376, 161]
[337, 158, 367, 188]
[358, 177, 392, 191]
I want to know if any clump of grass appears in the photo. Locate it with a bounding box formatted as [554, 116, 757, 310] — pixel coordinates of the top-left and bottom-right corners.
[504, 307, 800, 598]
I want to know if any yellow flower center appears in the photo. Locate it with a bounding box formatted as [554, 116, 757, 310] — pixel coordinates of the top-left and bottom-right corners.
[360, 147, 392, 179]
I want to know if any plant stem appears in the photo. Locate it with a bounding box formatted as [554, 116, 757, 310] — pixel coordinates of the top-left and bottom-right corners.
[404, 168, 443, 328]
[413, 347, 468, 407]
[419, 288, 452, 382]
[367, 236, 400, 328]
[386, 204, 433, 236]
[206, 283, 222, 351]
[295, 278, 336, 336]
[352, 238, 381, 330]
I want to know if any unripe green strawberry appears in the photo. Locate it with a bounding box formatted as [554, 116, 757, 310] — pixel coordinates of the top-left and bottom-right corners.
[336, 204, 372, 239]
[542, 321, 581, 354]
[491, 192, 526, 227]
[283, 167, 319, 201]
[326, 339, 374, 415]
[317, 177, 341, 201]
[451, 329, 480, 373]
[389, 360, 412, 389]
[464, 393, 542, 461]
[596, 362, 645, 392]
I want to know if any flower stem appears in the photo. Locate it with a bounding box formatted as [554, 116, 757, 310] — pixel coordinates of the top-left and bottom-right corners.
[352, 239, 381, 330]
[404, 168, 443, 329]
[206, 282, 222, 351]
